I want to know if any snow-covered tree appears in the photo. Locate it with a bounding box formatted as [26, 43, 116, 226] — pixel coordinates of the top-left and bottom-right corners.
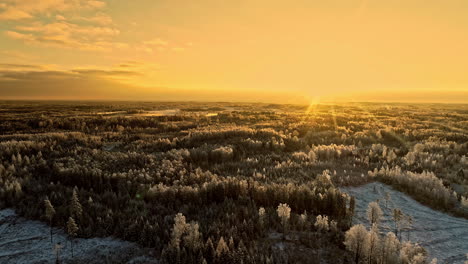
[183, 221, 202, 251]
[330, 220, 338, 233]
[277, 203, 291, 237]
[344, 224, 368, 264]
[365, 224, 380, 264]
[67, 217, 79, 258]
[392, 208, 403, 239]
[384, 192, 391, 209]
[367, 201, 383, 226]
[461, 196, 468, 209]
[170, 213, 188, 249]
[70, 188, 82, 219]
[403, 215, 413, 241]
[259, 207, 266, 228]
[215, 236, 229, 257]
[299, 211, 308, 230]
[315, 215, 329, 232]
[382, 232, 400, 264]
[308, 150, 317, 163]
[54, 242, 64, 264]
[399, 242, 427, 264]
[44, 198, 56, 243]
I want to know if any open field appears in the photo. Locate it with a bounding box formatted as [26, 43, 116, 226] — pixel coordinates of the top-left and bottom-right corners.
[343, 182, 468, 263]
[0, 209, 154, 264]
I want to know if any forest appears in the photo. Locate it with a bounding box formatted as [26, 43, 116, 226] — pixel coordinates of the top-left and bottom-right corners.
[0, 101, 467, 264]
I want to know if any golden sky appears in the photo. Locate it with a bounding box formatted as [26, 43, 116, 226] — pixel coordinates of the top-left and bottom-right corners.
[0, 0, 467, 103]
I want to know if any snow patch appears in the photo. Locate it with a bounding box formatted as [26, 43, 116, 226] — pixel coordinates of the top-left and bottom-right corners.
[0, 209, 157, 264]
[342, 182, 468, 264]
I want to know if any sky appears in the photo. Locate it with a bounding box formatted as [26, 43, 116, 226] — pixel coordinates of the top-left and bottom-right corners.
[0, 0, 467, 103]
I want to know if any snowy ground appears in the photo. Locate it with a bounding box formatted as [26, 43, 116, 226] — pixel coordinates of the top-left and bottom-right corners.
[0, 209, 157, 264]
[342, 182, 468, 264]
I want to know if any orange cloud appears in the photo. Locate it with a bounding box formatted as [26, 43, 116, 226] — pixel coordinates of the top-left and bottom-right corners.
[0, 0, 106, 20]
[6, 20, 120, 51]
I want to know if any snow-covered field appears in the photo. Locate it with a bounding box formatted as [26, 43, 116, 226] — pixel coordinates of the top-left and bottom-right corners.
[0, 209, 157, 264]
[342, 182, 468, 264]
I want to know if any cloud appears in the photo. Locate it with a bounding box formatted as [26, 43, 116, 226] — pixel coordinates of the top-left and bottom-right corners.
[80, 13, 113, 25]
[6, 20, 121, 51]
[0, 8, 32, 20]
[137, 37, 189, 54]
[0, 0, 106, 21]
[0, 63, 44, 70]
[0, 71, 138, 99]
[71, 69, 142, 81]
[85, 0, 106, 9]
[16, 21, 120, 38]
[0, 66, 300, 102]
[1, 50, 38, 60]
[143, 38, 168, 46]
[5, 30, 35, 41]
[55, 14, 65, 20]
[0, 64, 148, 99]
[115, 61, 161, 72]
[1, 0, 120, 51]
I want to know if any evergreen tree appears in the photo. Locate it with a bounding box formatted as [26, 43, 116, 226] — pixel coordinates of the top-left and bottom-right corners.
[171, 213, 188, 249]
[44, 198, 56, 243]
[215, 236, 229, 262]
[70, 188, 82, 220]
[183, 221, 202, 252]
[67, 217, 79, 258]
[204, 237, 216, 264]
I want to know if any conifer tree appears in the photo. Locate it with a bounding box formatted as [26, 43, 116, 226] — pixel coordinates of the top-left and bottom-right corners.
[70, 188, 82, 220]
[67, 217, 79, 258]
[215, 236, 229, 257]
[204, 237, 215, 263]
[171, 213, 188, 249]
[44, 198, 56, 243]
[183, 221, 201, 251]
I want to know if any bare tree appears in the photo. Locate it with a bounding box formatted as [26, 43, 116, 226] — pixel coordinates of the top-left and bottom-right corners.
[384, 192, 391, 209]
[404, 214, 413, 241]
[392, 209, 403, 239]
